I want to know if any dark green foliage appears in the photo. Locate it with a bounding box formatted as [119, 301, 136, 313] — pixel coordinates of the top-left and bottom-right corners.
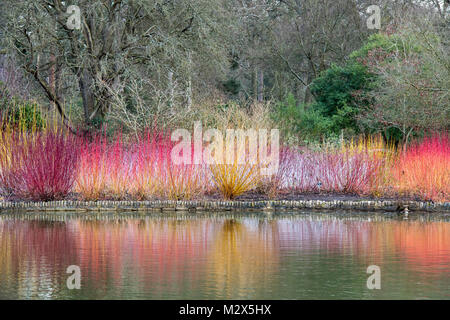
[272, 63, 376, 141]
[349, 33, 399, 61]
[271, 93, 302, 136]
[272, 93, 333, 142]
[301, 33, 416, 139]
[350, 33, 422, 62]
[309, 63, 375, 131]
[223, 79, 241, 96]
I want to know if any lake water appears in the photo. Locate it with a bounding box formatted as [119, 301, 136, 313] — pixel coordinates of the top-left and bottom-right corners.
[0, 211, 449, 300]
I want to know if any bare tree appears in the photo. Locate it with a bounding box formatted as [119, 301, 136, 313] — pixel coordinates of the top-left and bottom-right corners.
[2, 0, 229, 131]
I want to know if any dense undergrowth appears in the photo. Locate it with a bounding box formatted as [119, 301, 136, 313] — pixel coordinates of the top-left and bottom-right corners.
[0, 113, 448, 202]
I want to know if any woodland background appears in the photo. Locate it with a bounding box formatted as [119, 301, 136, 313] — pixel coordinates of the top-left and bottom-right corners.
[0, 0, 448, 145]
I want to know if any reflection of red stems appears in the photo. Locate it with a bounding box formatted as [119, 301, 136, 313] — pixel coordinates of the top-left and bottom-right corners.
[72, 220, 213, 287]
[277, 219, 450, 273]
[393, 222, 450, 272]
[0, 220, 78, 284]
[1, 218, 449, 295]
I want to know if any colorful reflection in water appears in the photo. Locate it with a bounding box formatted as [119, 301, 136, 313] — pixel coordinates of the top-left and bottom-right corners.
[0, 212, 449, 299]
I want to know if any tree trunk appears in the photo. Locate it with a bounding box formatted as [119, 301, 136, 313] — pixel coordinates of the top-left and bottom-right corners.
[186, 76, 192, 110]
[49, 54, 56, 115]
[186, 52, 192, 110]
[78, 70, 99, 127]
[168, 70, 174, 109]
[403, 127, 414, 152]
[252, 66, 258, 101]
[303, 73, 313, 104]
[257, 69, 264, 102]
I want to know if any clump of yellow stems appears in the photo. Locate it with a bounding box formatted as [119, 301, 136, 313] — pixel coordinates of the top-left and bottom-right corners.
[210, 141, 262, 200]
[340, 134, 398, 196]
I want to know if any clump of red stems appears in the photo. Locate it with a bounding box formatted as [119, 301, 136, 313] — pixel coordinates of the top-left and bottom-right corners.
[393, 134, 449, 202]
[277, 147, 383, 195]
[0, 130, 79, 201]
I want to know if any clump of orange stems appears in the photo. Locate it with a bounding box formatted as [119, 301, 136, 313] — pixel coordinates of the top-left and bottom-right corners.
[162, 163, 207, 200]
[75, 135, 108, 200]
[128, 134, 167, 200]
[105, 136, 132, 199]
[75, 131, 209, 201]
[160, 141, 212, 200]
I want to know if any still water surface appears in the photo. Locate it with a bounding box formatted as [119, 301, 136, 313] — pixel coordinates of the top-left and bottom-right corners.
[0, 211, 449, 299]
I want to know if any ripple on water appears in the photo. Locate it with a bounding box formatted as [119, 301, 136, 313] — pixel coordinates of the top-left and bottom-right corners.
[0, 211, 449, 299]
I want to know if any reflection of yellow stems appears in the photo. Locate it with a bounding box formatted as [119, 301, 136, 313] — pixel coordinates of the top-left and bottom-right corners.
[210, 219, 279, 294]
